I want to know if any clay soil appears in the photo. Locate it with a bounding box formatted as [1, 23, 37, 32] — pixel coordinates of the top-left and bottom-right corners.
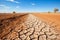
[33, 13, 60, 33]
[0, 13, 60, 40]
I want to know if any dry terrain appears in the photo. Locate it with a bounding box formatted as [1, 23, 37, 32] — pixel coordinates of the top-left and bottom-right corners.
[33, 13, 60, 33]
[0, 13, 60, 40]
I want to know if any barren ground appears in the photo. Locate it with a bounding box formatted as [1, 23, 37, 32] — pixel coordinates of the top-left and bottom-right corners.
[33, 13, 60, 33]
[0, 13, 60, 40]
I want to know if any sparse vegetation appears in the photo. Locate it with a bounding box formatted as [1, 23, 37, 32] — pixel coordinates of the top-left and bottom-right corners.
[13, 11, 16, 13]
[54, 8, 59, 13]
[48, 11, 50, 13]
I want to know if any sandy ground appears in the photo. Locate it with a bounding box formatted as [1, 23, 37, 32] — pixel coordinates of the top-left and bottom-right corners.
[0, 13, 29, 38]
[0, 13, 60, 40]
[33, 13, 60, 33]
[0, 13, 60, 33]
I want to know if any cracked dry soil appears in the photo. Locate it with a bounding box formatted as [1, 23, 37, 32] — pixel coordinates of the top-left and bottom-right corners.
[0, 14, 60, 40]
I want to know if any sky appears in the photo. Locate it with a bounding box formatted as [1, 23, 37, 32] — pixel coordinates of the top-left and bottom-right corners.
[0, 0, 60, 13]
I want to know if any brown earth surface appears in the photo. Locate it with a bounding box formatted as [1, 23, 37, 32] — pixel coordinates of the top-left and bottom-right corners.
[0, 13, 29, 38]
[33, 13, 60, 33]
[0, 13, 60, 40]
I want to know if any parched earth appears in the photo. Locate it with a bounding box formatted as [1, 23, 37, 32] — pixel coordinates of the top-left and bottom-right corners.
[0, 14, 60, 40]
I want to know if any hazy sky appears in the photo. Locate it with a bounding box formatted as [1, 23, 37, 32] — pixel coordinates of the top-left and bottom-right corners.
[0, 0, 60, 12]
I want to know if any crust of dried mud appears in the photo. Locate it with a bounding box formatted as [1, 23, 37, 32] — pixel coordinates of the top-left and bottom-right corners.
[0, 13, 60, 40]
